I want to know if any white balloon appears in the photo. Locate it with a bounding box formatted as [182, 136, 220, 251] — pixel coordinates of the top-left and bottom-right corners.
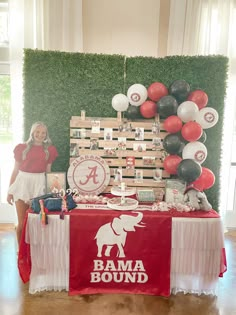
[195, 107, 219, 129]
[112, 93, 129, 112]
[177, 101, 199, 122]
[182, 141, 207, 164]
[127, 84, 148, 106]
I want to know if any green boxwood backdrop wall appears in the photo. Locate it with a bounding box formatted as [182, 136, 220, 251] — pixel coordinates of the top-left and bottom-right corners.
[23, 49, 228, 212]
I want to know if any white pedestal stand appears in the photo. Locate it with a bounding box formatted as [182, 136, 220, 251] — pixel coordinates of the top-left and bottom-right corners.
[107, 186, 138, 210]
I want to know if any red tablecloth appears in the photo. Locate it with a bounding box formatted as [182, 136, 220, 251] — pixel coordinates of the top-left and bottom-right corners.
[18, 214, 31, 283]
[18, 206, 226, 296]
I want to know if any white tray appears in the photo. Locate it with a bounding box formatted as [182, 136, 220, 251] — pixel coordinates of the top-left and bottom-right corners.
[107, 197, 139, 210]
[111, 186, 136, 197]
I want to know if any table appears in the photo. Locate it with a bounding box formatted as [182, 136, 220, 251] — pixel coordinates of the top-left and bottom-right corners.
[18, 207, 226, 296]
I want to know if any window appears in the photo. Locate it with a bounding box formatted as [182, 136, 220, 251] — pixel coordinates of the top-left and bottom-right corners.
[0, 1, 8, 47]
[0, 0, 13, 215]
[0, 75, 11, 136]
[0, 74, 12, 203]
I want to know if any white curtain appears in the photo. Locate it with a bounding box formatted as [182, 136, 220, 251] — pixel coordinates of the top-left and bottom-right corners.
[167, 0, 236, 221]
[8, 0, 83, 143]
[1, 0, 83, 222]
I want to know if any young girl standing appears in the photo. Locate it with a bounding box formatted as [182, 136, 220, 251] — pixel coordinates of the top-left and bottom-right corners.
[7, 122, 58, 246]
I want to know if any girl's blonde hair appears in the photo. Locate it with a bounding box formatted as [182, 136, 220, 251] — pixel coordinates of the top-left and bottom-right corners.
[22, 122, 52, 160]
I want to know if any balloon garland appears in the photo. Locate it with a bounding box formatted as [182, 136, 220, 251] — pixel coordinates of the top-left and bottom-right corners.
[161, 81, 218, 190]
[111, 80, 219, 193]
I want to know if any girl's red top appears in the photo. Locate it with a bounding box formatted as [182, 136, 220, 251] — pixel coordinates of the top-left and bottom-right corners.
[13, 144, 58, 173]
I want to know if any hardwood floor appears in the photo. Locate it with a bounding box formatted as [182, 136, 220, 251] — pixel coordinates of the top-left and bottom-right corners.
[0, 224, 235, 315]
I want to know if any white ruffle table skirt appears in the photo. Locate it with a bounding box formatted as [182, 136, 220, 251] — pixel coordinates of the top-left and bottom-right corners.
[25, 213, 225, 295]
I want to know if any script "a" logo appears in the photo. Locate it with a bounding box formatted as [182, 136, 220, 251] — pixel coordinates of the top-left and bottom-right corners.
[67, 155, 110, 195]
[79, 166, 99, 185]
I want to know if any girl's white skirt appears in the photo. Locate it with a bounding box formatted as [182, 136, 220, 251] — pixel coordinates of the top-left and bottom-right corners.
[8, 171, 46, 204]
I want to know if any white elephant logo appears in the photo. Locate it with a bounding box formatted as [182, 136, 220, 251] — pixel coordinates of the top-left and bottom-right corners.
[94, 212, 145, 258]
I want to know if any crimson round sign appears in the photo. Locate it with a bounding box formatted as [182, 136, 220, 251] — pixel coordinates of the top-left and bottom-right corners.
[67, 155, 110, 195]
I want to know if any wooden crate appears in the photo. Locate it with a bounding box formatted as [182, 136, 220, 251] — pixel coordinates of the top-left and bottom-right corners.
[69, 113, 169, 196]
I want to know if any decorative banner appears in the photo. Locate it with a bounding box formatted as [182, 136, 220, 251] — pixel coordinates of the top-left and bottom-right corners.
[67, 155, 110, 195]
[69, 210, 172, 296]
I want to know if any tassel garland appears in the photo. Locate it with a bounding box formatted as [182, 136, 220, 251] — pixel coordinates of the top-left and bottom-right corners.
[39, 199, 48, 226]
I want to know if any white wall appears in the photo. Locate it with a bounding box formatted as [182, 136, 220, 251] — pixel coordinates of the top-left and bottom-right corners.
[82, 0, 169, 57]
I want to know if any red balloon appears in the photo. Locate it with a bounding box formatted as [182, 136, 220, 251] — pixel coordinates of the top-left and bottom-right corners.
[147, 82, 168, 102]
[140, 100, 157, 118]
[164, 115, 183, 133]
[187, 90, 208, 110]
[163, 155, 182, 175]
[190, 167, 215, 191]
[181, 121, 203, 142]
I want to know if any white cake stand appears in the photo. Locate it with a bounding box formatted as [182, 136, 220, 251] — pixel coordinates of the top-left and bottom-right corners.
[108, 186, 138, 210]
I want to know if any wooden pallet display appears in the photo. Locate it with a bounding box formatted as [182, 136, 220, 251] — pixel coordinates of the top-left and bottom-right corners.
[69, 113, 170, 196]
